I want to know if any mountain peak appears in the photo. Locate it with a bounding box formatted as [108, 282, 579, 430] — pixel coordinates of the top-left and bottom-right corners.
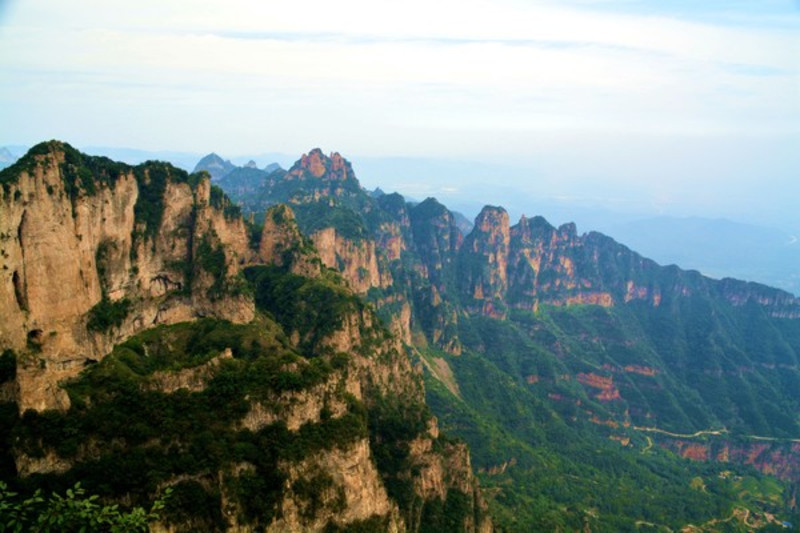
[474, 205, 509, 232]
[288, 148, 355, 184]
[192, 152, 235, 180]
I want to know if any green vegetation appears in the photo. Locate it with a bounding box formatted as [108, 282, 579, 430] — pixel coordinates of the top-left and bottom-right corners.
[195, 234, 227, 297]
[418, 490, 472, 533]
[246, 219, 263, 251]
[132, 163, 174, 240]
[193, 231, 252, 300]
[9, 317, 369, 530]
[0, 141, 128, 200]
[322, 515, 392, 532]
[246, 265, 364, 355]
[367, 395, 429, 522]
[209, 184, 242, 220]
[293, 202, 369, 242]
[0, 142, 54, 193]
[419, 305, 800, 530]
[0, 481, 170, 533]
[0, 350, 15, 384]
[94, 241, 114, 294]
[86, 298, 131, 333]
[59, 144, 128, 204]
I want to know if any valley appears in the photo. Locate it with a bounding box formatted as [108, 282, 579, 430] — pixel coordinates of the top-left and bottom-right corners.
[1, 142, 799, 531]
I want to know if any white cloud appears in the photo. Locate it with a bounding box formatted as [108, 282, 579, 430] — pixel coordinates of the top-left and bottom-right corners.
[0, 0, 797, 158]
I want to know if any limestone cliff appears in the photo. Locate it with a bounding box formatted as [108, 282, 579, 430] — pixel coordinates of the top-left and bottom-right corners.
[311, 227, 387, 294]
[459, 206, 510, 319]
[257, 204, 321, 278]
[0, 142, 257, 412]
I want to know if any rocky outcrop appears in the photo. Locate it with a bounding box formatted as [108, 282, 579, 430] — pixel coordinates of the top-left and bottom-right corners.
[376, 193, 411, 262]
[147, 348, 234, 394]
[311, 227, 387, 294]
[270, 439, 403, 533]
[257, 204, 321, 278]
[0, 142, 256, 412]
[409, 198, 462, 290]
[657, 437, 800, 482]
[459, 206, 510, 318]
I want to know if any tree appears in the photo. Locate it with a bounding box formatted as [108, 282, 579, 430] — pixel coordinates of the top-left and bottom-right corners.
[0, 482, 170, 532]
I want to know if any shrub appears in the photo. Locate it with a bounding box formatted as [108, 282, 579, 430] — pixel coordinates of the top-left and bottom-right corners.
[86, 298, 131, 332]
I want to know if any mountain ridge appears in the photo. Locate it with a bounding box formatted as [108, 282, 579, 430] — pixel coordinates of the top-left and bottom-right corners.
[212, 146, 800, 529]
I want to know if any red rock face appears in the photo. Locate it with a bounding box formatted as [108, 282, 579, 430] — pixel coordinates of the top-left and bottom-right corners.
[623, 365, 658, 376]
[577, 372, 621, 401]
[329, 152, 347, 175]
[658, 439, 800, 481]
[680, 443, 710, 461]
[289, 148, 351, 182]
[298, 149, 326, 178]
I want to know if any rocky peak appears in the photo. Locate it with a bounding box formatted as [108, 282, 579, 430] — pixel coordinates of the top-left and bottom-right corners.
[558, 221, 578, 241]
[192, 152, 235, 180]
[258, 204, 322, 278]
[245, 159, 257, 169]
[378, 192, 410, 225]
[410, 198, 462, 285]
[472, 206, 510, 242]
[459, 206, 511, 318]
[289, 148, 353, 183]
[264, 162, 282, 173]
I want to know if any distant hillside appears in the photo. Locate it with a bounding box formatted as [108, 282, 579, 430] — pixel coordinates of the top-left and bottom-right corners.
[0, 147, 21, 170]
[193, 152, 236, 180]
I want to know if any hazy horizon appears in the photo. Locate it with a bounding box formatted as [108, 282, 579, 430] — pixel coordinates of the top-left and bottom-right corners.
[1, 0, 798, 231]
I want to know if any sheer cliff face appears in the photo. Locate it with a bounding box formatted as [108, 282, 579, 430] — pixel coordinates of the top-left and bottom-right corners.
[0, 144, 259, 411]
[459, 206, 510, 319]
[451, 207, 800, 319]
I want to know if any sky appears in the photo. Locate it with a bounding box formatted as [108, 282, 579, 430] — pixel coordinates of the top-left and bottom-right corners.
[0, 0, 798, 228]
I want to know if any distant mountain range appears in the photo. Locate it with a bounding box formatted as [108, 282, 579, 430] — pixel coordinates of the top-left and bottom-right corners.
[188, 150, 800, 295]
[2, 143, 796, 295]
[0, 146, 25, 170]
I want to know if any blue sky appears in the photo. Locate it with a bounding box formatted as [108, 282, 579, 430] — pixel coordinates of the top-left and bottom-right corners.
[0, 0, 798, 227]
